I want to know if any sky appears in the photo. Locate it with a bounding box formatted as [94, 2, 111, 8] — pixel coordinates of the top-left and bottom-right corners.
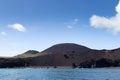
[0, 0, 120, 56]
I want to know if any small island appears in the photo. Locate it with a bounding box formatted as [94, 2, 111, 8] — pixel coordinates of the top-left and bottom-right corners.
[0, 43, 120, 68]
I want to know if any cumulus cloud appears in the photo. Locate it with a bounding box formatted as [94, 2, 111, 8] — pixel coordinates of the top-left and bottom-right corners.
[67, 18, 78, 29]
[8, 23, 26, 32]
[90, 0, 120, 34]
[0, 32, 7, 36]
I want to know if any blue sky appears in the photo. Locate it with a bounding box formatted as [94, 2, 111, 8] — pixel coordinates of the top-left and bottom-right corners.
[0, 0, 120, 56]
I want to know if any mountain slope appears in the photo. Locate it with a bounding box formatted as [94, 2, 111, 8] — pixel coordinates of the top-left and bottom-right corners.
[40, 43, 91, 54]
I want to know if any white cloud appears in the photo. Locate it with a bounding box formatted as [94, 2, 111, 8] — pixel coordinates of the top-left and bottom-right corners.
[67, 18, 78, 29]
[90, 0, 120, 34]
[8, 23, 26, 32]
[0, 32, 7, 36]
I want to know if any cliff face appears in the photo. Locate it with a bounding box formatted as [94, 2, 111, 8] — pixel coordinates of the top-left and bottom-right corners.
[1, 43, 120, 68]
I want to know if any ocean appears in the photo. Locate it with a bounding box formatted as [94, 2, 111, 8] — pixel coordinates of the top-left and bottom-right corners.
[0, 68, 120, 80]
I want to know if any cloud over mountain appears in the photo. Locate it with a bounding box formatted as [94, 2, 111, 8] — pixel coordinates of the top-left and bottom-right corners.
[67, 18, 78, 29]
[8, 23, 26, 32]
[0, 32, 7, 36]
[90, 0, 120, 34]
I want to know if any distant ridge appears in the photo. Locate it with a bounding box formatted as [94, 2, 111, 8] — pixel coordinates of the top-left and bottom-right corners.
[24, 50, 39, 54]
[15, 50, 39, 58]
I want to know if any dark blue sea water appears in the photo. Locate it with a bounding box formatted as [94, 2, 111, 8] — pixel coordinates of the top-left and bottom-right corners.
[0, 68, 120, 80]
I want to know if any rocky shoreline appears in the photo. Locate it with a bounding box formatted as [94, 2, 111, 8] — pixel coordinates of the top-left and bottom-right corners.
[0, 57, 120, 68]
